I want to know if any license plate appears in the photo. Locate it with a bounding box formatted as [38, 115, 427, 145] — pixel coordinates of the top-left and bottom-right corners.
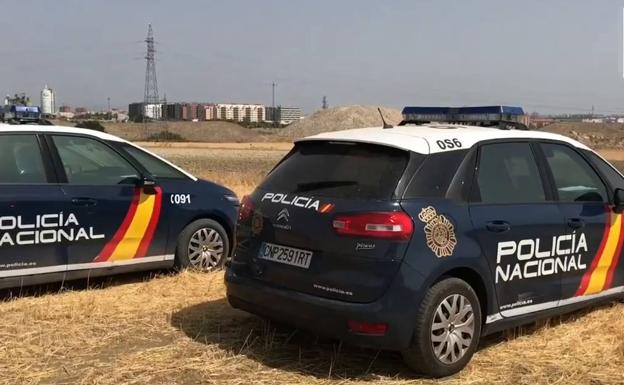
[258, 242, 313, 269]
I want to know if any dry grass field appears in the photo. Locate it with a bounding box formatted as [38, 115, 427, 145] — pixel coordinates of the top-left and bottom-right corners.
[140, 142, 292, 196]
[2, 143, 624, 385]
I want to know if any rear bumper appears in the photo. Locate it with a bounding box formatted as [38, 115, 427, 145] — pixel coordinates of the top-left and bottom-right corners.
[225, 264, 426, 351]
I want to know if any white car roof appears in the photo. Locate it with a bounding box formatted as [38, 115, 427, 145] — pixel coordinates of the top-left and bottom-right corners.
[0, 123, 125, 142]
[0, 123, 197, 180]
[297, 124, 591, 154]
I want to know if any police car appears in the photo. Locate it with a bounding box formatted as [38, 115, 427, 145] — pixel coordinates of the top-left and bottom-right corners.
[0, 123, 238, 289]
[226, 106, 624, 377]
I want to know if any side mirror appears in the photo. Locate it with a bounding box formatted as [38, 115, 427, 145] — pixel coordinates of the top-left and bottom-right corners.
[614, 188, 624, 213]
[138, 176, 158, 195]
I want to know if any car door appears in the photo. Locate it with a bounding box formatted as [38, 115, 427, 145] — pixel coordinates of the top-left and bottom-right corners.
[0, 133, 68, 282]
[469, 141, 566, 319]
[48, 134, 168, 272]
[538, 142, 613, 300]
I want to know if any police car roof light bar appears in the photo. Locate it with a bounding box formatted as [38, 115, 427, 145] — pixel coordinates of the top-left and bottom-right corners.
[399, 105, 527, 130]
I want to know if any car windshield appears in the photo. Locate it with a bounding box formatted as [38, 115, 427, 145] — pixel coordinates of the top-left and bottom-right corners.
[259, 141, 409, 199]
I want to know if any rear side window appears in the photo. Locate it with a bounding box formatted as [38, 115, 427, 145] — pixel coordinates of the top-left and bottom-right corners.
[259, 141, 409, 199]
[474, 142, 546, 204]
[404, 150, 468, 198]
[584, 150, 624, 191]
[541, 143, 606, 202]
[53, 135, 140, 185]
[121, 144, 187, 179]
[0, 134, 47, 184]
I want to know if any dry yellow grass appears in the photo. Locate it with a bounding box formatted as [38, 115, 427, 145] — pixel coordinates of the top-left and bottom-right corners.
[2, 144, 624, 384]
[141, 142, 291, 196]
[1, 271, 623, 385]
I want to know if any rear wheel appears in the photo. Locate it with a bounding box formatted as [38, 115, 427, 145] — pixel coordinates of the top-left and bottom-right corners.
[175, 219, 229, 271]
[402, 277, 481, 378]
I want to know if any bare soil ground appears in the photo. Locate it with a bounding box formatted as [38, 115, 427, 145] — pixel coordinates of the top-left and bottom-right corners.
[2, 143, 624, 385]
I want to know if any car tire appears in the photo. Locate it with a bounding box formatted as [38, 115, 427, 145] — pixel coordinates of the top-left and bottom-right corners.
[402, 277, 482, 378]
[175, 219, 230, 272]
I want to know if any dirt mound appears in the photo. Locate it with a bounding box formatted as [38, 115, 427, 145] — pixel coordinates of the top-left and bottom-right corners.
[102, 121, 268, 142]
[542, 122, 624, 149]
[281, 105, 403, 139]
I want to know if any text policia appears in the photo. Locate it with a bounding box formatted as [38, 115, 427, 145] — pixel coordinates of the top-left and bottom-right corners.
[496, 232, 588, 283]
[0, 212, 104, 246]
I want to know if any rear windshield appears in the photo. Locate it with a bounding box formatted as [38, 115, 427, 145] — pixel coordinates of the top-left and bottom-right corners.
[259, 141, 409, 199]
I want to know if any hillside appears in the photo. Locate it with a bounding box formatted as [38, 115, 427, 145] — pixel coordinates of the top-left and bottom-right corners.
[541, 122, 624, 149]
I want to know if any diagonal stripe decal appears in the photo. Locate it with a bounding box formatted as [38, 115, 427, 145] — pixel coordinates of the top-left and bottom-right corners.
[135, 187, 163, 258]
[94, 188, 141, 262]
[94, 187, 163, 262]
[576, 210, 624, 296]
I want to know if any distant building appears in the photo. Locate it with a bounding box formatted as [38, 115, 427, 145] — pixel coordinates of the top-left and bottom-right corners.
[59, 105, 72, 113]
[266, 106, 302, 125]
[128, 103, 143, 121]
[128, 102, 162, 120]
[40, 85, 55, 115]
[582, 118, 604, 123]
[144, 103, 162, 119]
[210, 103, 265, 122]
[57, 111, 75, 120]
[74, 107, 87, 114]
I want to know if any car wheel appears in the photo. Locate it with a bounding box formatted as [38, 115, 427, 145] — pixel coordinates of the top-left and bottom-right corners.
[175, 219, 229, 272]
[402, 277, 482, 378]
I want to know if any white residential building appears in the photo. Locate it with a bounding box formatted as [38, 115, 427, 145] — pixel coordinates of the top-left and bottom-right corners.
[40, 85, 55, 115]
[211, 103, 265, 122]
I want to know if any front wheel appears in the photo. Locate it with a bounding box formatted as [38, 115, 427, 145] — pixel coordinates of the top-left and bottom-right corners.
[402, 277, 482, 378]
[175, 219, 230, 271]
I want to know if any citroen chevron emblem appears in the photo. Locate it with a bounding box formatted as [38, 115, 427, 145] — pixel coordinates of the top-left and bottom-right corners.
[277, 208, 290, 222]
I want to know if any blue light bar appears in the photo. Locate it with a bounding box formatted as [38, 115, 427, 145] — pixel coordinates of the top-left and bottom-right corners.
[401, 105, 525, 125]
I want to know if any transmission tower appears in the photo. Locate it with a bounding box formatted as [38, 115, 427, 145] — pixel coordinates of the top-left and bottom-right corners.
[322, 96, 328, 109]
[144, 24, 159, 107]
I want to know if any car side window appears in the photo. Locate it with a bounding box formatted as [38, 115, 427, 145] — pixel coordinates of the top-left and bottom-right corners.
[0, 135, 47, 184]
[475, 142, 546, 204]
[541, 143, 607, 202]
[404, 150, 467, 198]
[584, 150, 624, 191]
[52, 135, 140, 185]
[121, 144, 187, 179]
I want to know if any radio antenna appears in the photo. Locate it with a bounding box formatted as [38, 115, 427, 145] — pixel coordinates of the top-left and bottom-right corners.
[378, 107, 393, 129]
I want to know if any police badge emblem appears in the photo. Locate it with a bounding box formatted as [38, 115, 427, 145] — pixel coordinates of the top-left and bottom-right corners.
[418, 206, 457, 258]
[251, 211, 263, 235]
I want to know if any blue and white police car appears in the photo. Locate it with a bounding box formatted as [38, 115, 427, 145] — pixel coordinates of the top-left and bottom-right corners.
[226, 106, 624, 377]
[0, 123, 238, 289]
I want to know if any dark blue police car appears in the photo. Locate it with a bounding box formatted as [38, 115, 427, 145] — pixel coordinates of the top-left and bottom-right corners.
[0, 124, 238, 289]
[226, 106, 624, 376]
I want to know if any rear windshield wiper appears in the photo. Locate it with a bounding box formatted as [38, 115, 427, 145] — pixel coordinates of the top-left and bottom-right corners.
[294, 180, 357, 193]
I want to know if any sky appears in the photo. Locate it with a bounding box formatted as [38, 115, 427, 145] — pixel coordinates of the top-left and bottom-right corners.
[2, 0, 624, 115]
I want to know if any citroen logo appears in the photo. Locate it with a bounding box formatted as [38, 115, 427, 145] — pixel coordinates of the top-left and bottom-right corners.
[277, 208, 290, 222]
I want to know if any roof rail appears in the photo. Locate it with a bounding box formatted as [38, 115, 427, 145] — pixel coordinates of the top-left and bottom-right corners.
[399, 105, 528, 130]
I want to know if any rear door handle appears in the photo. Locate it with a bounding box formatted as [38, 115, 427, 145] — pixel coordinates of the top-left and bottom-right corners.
[71, 197, 97, 207]
[567, 218, 585, 229]
[486, 220, 510, 233]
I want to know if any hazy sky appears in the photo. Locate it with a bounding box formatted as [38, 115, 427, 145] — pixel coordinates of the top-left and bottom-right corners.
[2, 0, 624, 114]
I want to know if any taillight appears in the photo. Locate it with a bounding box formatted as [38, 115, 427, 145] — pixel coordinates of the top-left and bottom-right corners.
[332, 212, 413, 240]
[238, 195, 254, 222]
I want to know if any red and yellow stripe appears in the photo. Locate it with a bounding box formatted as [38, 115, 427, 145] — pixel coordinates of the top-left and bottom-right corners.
[94, 187, 162, 262]
[576, 209, 624, 296]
